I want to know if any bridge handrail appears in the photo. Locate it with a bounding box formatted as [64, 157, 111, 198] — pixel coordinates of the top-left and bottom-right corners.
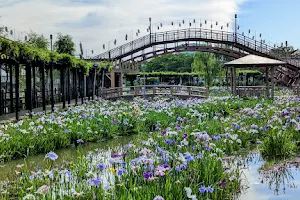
[94, 28, 300, 68]
[99, 85, 209, 99]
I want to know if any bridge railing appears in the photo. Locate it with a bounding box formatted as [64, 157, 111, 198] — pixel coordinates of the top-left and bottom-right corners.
[99, 85, 208, 99]
[95, 28, 300, 69]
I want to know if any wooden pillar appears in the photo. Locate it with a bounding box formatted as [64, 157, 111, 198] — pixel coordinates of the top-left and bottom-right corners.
[41, 62, 46, 112]
[32, 65, 36, 108]
[120, 72, 123, 96]
[60, 68, 66, 109]
[9, 63, 14, 113]
[271, 66, 275, 99]
[266, 66, 269, 98]
[110, 71, 115, 88]
[83, 74, 86, 99]
[67, 67, 71, 105]
[74, 69, 78, 105]
[15, 63, 20, 121]
[92, 68, 97, 100]
[25, 63, 33, 114]
[231, 67, 237, 96]
[50, 62, 55, 112]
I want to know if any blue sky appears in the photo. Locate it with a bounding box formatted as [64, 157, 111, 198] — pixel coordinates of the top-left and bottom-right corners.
[239, 0, 300, 48]
[0, 0, 299, 55]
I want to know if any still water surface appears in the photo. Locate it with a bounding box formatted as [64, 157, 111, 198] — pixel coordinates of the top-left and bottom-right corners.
[1, 138, 300, 200]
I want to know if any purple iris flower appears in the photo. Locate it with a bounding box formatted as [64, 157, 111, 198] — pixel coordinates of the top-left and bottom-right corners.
[161, 130, 167, 135]
[213, 135, 221, 140]
[184, 153, 194, 163]
[153, 196, 165, 200]
[111, 119, 116, 124]
[117, 168, 127, 176]
[65, 169, 72, 178]
[199, 186, 206, 193]
[76, 139, 84, 144]
[165, 140, 174, 145]
[206, 186, 214, 193]
[143, 171, 153, 180]
[218, 179, 227, 188]
[232, 122, 240, 129]
[97, 163, 106, 170]
[251, 124, 258, 129]
[182, 133, 188, 138]
[111, 154, 122, 158]
[45, 151, 58, 161]
[89, 178, 102, 187]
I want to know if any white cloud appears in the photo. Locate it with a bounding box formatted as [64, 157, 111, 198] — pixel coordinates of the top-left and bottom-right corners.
[0, 0, 247, 57]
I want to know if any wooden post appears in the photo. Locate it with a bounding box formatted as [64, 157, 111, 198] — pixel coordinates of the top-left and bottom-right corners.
[120, 72, 123, 96]
[206, 87, 209, 97]
[93, 67, 97, 99]
[15, 63, 20, 121]
[32, 65, 36, 108]
[67, 67, 71, 105]
[83, 74, 86, 100]
[74, 68, 78, 106]
[41, 62, 46, 112]
[9, 63, 14, 113]
[231, 67, 237, 97]
[61, 68, 66, 109]
[266, 66, 269, 98]
[110, 71, 115, 88]
[25, 63, 32, 114]
[50, 62, 55, 112]
[271, 67, 275, 99]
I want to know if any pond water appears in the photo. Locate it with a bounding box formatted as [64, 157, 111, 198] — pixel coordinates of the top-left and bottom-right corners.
[0, 136, 133, 182]
[1, 138, 300, 200]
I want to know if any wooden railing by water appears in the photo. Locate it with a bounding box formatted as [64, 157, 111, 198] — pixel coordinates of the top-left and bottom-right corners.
[237, 86, 270, 98]
[99, 85, 209, 99]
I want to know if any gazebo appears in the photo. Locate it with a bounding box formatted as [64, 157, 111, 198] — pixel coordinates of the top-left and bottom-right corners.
[224, 54, 286, 99]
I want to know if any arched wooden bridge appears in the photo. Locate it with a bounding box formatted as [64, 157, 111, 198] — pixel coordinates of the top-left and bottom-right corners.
[99, 85, 208, 99]
[91, 28, 300, 86]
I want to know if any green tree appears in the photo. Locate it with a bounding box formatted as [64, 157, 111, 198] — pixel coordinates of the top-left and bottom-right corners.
[192, 52, 223, 88]
[25, 31, 49, 50]
[142, 53, 194, 73]
[54, 33, 75, 55]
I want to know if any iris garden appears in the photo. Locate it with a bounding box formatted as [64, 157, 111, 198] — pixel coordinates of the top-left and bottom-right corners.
[0, 95, 300, 199]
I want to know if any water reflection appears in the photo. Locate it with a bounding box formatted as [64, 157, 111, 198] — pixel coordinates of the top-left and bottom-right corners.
[239, 153, 300, 200]
[0, 136, 133, 182]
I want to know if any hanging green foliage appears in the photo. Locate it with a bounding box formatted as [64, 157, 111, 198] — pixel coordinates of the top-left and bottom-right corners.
[0, 37, 99, 74]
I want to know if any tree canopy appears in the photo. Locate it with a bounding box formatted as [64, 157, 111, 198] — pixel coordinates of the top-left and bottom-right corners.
[192, 52, 223, 88]
[141, 54, 194, 73]
[25, 31, 49, 50]
[54, 33, 75, 55]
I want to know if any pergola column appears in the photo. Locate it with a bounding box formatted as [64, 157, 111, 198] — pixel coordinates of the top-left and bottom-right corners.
[265, 66, 269, 98]
[231, 67, 237, 97]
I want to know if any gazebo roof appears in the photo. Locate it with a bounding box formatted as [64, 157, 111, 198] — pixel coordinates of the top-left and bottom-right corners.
[224, 54, 286, 68]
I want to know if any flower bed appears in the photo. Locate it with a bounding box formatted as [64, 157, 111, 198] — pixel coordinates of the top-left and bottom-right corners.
[1, 96, 300, 199]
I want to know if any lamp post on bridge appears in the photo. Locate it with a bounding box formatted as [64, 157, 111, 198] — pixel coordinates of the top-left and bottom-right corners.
[235, 14, 237, 43]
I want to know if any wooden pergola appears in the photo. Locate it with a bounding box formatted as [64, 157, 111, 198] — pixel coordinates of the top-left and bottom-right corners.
[224, 54, 286, 99]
